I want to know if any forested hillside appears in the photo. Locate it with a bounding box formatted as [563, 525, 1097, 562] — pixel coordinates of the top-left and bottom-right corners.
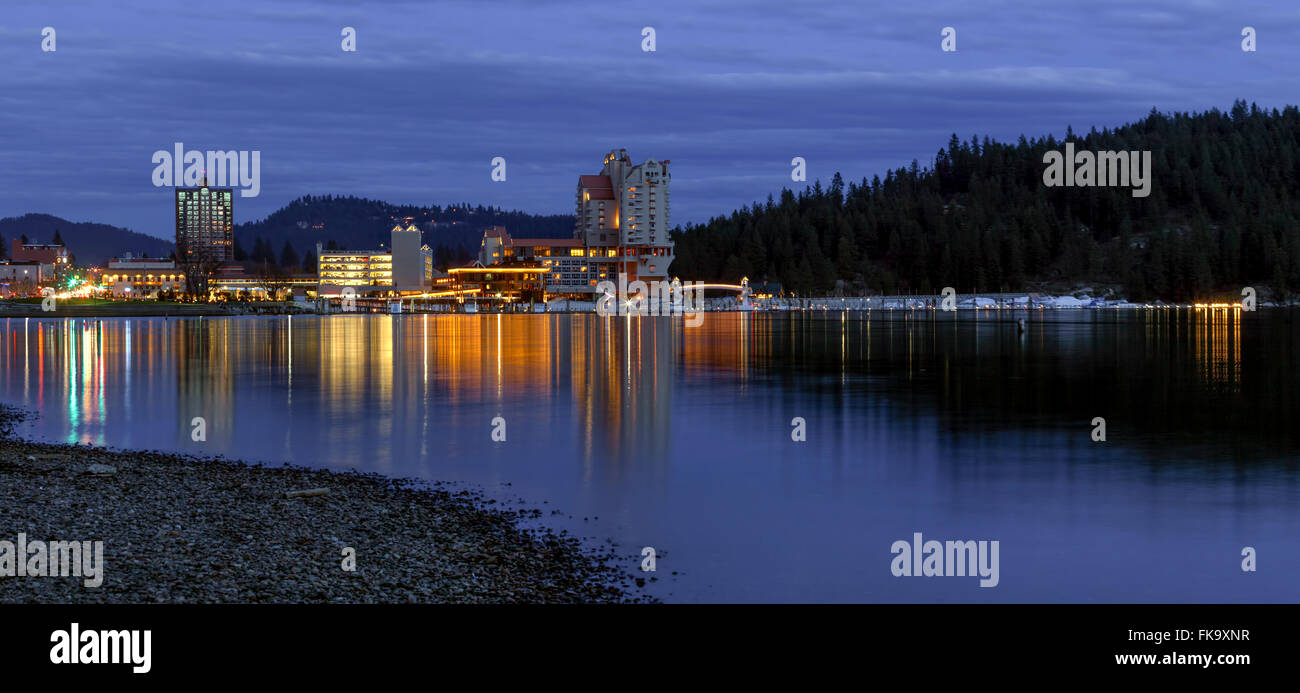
[670, 101, 1300, 301]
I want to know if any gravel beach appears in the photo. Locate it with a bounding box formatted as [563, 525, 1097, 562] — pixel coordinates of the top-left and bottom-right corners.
[0, 406, 646, 604]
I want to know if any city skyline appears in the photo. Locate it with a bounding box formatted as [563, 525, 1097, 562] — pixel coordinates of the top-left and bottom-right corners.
[1, 0, 1295, 240]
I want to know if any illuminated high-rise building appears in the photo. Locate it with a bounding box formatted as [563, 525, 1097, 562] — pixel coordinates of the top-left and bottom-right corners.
[575, 149, 674, 288]
[175, 176, 234, 264]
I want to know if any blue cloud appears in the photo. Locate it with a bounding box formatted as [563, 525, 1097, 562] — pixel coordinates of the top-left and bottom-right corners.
[0, 0, 1294, 238]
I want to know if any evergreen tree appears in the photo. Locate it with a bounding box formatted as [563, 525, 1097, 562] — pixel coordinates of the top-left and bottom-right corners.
[279, 240, 299, 270]
[672, 102, 1300, 301]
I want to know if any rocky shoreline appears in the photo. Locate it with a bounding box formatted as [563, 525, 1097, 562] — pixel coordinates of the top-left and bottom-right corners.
[0, 406, 647, 604]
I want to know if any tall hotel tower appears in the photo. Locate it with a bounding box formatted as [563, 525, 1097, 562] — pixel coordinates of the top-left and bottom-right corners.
[175, 176, 234, 264]
[575, 149, 674, 287]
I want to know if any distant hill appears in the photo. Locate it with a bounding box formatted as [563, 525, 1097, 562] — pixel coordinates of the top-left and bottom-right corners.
[1, 199, 577, 270]
[0, 214, 174, 266]
[234, 195, 576, 269]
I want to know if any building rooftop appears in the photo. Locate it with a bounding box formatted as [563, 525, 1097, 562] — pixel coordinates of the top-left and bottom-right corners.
[109, 257, 173, 264]
[511, 238, 583, 247]
[319, 249, 389, 256]
[579, 175, 616, 200]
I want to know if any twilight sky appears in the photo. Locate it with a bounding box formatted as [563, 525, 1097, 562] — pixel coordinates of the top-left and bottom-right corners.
[1, 0, 1295, 240]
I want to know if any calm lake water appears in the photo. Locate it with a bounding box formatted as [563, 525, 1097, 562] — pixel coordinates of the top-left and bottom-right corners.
[2, 309, 1298, 602]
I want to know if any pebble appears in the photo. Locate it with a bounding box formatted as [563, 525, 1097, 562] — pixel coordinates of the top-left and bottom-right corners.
[0, 404, 650, 604]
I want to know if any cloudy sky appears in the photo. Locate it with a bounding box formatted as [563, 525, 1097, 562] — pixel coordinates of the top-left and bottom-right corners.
[1, 0, 1295, 240]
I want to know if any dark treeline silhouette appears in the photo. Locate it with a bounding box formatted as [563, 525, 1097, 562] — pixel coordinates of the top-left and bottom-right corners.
[671, 101, 1300, 301]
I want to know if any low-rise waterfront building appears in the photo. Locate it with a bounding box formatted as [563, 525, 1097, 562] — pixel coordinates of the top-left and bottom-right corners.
[211, 264, 318, 299]
[479, 228, 591, 294]
[316, 224, 432, 295]
[449, 261, 550, 303]
[317, 248, 393, 292]
[0, 260, 43, 296]
[10, 240, 69, 282]
[101, 256, 185, 298]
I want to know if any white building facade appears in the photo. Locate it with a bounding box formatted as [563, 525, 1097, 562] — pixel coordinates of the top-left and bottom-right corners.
[102, 257, 185, 298]
[571, 149, 675, 292]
